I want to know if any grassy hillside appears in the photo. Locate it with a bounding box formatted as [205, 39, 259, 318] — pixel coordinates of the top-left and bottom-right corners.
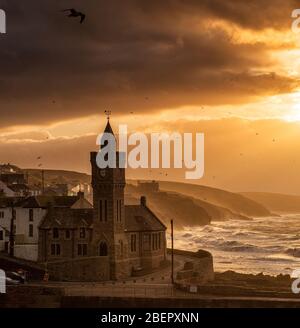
[192, 198, 250, 221]
[25, 168, 90, 186]
[126, 184, 250, 228]
[125, 184, 211, 228]
[241, 192, 300, 214]
[156, 181, 271, 217]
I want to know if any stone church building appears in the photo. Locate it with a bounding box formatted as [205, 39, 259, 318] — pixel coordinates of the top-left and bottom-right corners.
[38, 119, 167, 281]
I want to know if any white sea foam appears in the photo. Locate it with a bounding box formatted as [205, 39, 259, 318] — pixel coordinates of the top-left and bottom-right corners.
[170, 215, 300, 276]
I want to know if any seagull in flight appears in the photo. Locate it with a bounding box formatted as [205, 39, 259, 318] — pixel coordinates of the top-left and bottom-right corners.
[62, 8, 86, 24]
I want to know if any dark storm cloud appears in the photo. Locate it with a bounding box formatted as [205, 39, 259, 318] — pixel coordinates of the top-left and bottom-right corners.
[141, 0, 298, 31]
[202, 0, 299, 30]
[0, 0, 298, 127]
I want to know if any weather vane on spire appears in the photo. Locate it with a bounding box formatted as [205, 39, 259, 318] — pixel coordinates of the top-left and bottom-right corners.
[104, 110, 111, 121]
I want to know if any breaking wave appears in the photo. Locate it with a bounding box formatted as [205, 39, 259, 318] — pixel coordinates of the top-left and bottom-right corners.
[173, 215, 300, 276]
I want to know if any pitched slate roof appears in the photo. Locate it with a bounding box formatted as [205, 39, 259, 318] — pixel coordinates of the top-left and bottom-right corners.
[124, 205, 167, 232]
[39, 203, 166, 233]
[19, 195, 80, 208]
[7, 184, 30, 192]
[0, 197, 24, 208]
[71, 197, 93, 209]
[0, 173, 25, 184]
[40, 208, 93, 229]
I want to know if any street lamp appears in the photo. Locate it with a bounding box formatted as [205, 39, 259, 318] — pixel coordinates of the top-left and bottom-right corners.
[171, 219, 174, 285]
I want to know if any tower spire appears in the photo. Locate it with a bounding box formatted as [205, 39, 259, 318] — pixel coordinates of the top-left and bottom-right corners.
[103, 110, 114, 135]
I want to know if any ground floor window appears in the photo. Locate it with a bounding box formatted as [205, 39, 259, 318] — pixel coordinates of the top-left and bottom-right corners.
[51, 243, 61, 256]
[77, 243, 88, 256]
[152, 233, 162, 251]
[130, 234, 137, 252]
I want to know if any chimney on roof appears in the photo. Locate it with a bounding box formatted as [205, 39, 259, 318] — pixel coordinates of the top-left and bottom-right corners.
[77, 191, 84, 199]
[140, 196, 147, 207]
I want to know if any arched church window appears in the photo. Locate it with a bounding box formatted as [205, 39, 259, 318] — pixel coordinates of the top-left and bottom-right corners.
[99, 241, 108, 256]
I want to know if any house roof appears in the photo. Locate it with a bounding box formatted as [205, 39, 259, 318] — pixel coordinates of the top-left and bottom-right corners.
[0, 173, 25, 184]
[71, 197, 93, 209]
[40, 208, 93, 229]
[18, 195, 80, 208]
[0, 197, 24, 208]
[38, 203, 166, 233]
[125, 204, 167, 232]
[7, 184, 30, 192]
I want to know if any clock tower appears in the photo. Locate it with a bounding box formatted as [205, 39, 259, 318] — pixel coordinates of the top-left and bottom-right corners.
[90, 117, 129, 280]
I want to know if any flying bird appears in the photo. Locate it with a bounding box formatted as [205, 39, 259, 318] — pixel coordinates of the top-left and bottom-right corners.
[62, 8, 86, 24]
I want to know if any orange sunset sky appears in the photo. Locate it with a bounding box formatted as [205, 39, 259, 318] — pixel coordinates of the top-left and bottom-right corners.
[1, 1, 300, 194]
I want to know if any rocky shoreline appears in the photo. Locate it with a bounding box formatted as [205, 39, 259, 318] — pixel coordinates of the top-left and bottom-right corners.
[216, 270, 293, 286]
[201, 270, 298, 299]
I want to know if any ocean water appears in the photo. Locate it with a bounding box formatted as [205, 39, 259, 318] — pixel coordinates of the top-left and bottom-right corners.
[171, 215, 300, 276]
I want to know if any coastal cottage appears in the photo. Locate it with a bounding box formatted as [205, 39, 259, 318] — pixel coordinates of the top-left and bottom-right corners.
[0, 194, 90, 261]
